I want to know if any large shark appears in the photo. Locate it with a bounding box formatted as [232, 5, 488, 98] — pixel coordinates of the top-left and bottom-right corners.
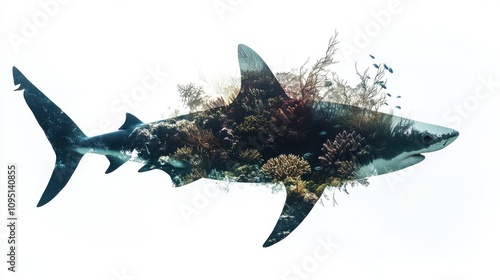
[12, 44, 459, 247]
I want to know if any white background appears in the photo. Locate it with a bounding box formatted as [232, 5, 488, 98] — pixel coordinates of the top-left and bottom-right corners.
[1, 1, 499, 279]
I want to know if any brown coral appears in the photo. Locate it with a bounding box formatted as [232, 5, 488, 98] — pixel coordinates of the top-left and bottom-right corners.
[204, 96, 227, 109]
[236, 115, 268, 134]
[239, 149, 263, 163]
[261, 154, 311, 181]
[172, 146, 193, 161]
[318, 130, 370, 178]
[181, 123, 220, 154]
[337, 160, 358, 178]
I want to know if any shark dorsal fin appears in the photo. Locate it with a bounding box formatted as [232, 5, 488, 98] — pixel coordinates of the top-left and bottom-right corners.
[234, 44, 290, 105]
[119, 113, 143, 130]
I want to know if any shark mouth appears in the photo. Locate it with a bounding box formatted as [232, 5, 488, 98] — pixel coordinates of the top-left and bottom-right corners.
[409, 154, 425, 160]
[401, 154, 425, 169]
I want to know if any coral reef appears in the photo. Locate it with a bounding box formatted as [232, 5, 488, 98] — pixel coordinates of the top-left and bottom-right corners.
[231, 164, 263, 182]
[318, 130, 371, 178]
[204, 96, 227, 109]
[172, 146, 194, 161]
[236, 115, 269, 134]
[261, 154, 311, 181]
[178, 83, 206, 111]
[239, 149, 263, 164]
[283, 177, 318, 204]
[180, 122, 220, 155]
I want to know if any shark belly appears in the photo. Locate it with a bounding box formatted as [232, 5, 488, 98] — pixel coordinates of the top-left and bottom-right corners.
[356, 152, 425, 178]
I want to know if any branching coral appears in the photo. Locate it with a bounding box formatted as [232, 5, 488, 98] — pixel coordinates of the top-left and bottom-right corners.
[318, 130, 371, 178]
[236, 115, 268, 134]
[177, 83, 207, 112]
[239, 149, 263, 164]
[323, 63, 388, 111]
[204, 96, 227, 109]
[343, 110, 392, 145]
[199, 73, 240, 108]
[275, 33, 339, 106]
[172, 146, 194, 161]
[261, 154, 311, 181]
[181, 123, 220, 154]
[283, 177, 318, 204]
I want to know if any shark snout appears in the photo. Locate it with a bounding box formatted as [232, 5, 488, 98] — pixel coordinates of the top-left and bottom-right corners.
[442, 129, 459, 147]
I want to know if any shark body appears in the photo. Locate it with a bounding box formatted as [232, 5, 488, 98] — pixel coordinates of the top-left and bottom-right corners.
[13, 44, 458, 247]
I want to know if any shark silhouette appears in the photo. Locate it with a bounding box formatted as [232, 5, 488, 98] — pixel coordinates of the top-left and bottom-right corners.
[12, 44, 459, 247]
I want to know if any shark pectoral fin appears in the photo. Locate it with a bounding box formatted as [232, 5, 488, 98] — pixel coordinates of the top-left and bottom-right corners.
[104, 155, 128, 174]
[138, 164, 157, 173]
[119, 113, 143, 130]
[138, 163, 188, 188]
[263, 189, 319, 247]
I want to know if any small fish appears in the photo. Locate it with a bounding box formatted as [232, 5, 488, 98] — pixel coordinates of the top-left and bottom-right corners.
[303, 152, 313, 158]
[319, 131, 327, 136]
[388, 68, 393, 73]
[395, 106, 401, 109]
[369, 54, 375, 59]
[314, 166, 323, 171]
[324, 80, 332, 87]
[383, 64, 389, 70]
[387, 93, 392, 97]
[383, 102, 388, 106]
[373, 64, 379, 69]
[396, 95, 401, 98]
[380, 84, 387, 89]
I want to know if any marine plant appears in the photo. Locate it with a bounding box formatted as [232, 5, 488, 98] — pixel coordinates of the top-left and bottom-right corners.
[318, 130, 371, 178]
[180, 122, 220, 154]
[178, 83, 207, 112]
[172, 146, 194, 161]
[236, 115, 269, 134]
[261, 154, 311, 181]
[283, 177, 318, 203]
[239, 148, 263, 164]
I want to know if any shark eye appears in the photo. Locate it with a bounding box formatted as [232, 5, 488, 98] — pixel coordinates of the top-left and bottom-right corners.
[422, 134, 433, 144]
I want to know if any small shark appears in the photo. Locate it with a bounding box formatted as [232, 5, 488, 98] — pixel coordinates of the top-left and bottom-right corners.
[12, 44, 459, 247]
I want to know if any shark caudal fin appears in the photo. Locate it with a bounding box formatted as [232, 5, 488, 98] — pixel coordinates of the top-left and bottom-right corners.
[13, 67, 87, 207]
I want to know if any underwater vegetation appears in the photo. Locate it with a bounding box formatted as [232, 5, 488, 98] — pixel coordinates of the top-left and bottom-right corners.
[318, 130, 371, 179]
[261, 154, 311, 181]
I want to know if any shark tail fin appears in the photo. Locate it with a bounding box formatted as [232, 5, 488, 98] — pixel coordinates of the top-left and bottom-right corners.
[13, 67, 87, 207]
